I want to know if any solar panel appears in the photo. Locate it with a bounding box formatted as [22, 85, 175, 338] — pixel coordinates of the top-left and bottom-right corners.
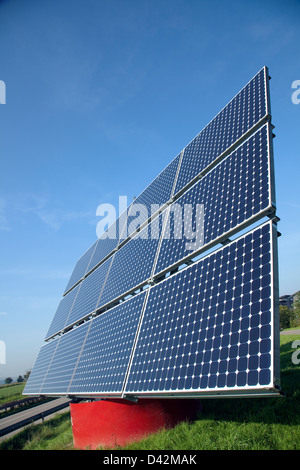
[124, 221, 279, 397]
[40, 322, 91, 395]
[59, 122, 274, 335]
[62, 256, 114, 334]
[63, 67, 270, 298]
[62, 153, 182, 296]
[25, 66, 280, 400]
[83, 214, 127, 277]
[68, 291, 147, 396]
[154, 123, 274, 277]
[174, 67, 270, 196]
[45, 213, 166, 339]
[63, 218, 123, 297]
[127, 152, 182, 223]
[24, 290, 147, 396]
[63, 242, 97, 295]
[46, 257, 113, 340]
[95, 218, 162, 311]
[23, 339, 59, 395]
[45, 282, 81, 340]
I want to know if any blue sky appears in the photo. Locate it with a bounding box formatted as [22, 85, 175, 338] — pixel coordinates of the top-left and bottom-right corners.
[0, 0, 299, 378]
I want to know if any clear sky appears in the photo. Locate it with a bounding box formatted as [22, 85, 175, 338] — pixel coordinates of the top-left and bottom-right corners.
[0, 0, 299, 379]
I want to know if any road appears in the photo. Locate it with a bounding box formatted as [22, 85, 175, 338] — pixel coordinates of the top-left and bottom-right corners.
[280, 329, 300, 335]
[0, 397, 70, 441]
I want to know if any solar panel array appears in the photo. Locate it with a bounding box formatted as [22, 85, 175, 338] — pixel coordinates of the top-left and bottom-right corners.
[125, 222, 278, 396]
[24, 66, 281, 399]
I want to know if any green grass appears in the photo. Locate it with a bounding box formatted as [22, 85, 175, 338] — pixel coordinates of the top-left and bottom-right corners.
[1, 334, 300, 450]
[0, 382, 26, 405]
[0, 411, 74, 450]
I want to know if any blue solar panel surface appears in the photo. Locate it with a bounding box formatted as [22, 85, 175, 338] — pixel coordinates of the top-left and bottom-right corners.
[174, 67, 268, 195]
[24, 291, 147, 396]
[68, 291, 147, 395]
[24, 67, 279, 399]
[62, 153, 181, 296]
[63, 242, 96, 295]
[65, 256, 113, 330]
[45, 282, 81, 339]
[40, 322, 91, 395]
[126, 153, 181, 229]
[23, 339, 58, 395]
[46, 212, 167, 339]
[124, 221, 274, 395]
[154, 124, 271, 277]
[96, 217, 163, 310]
[84, 237, 118, 280]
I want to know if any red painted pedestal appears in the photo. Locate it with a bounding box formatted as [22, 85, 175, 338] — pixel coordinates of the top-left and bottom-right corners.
[70, 399, 201, 450]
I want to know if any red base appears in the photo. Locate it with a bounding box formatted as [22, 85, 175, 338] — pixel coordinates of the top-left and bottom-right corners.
[70, 399, 201, 449]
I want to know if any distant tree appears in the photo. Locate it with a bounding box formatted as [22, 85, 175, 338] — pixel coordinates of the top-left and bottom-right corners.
[17, 375, 24, 382]
[5, 377, 13, 384]
[23, 370, 31, 380]
[279, 305, 293, 330]
[293, 291, 300, 327]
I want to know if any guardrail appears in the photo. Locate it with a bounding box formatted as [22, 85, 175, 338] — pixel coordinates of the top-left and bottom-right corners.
[0, 397, 43, 413]
[0, 399, 70, 437]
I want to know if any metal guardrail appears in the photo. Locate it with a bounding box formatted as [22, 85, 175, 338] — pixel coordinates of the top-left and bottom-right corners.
[0, 396, 43, 412]
[0, 398, 70, 437]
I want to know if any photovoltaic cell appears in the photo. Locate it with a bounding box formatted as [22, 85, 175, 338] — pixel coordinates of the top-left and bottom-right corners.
[174, 67, 268, 195]
[62, 153, 181, 296]
[84, 153, 181, 270]
[85, 217, 125, 275]
[40, 322, 91, 395]
[124, 221, 276, 396]
[63, 219, 122, 297]
[23, 339, 58, 395]
[45, 282, 81, 340]
[96, 217, 163, 310]
[47, 212, 167, 338]
[63, 242, 96, 295]
[24, 290, 147, 396]
[154, 124, 272, 277]
[65, 256, 113, 329]
[125, 153, 181, 230]
[47, 216, 165, 338]
[68, 291, 147, 395]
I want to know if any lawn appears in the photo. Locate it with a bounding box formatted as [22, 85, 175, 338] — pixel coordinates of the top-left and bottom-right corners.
[0, 333, 299, 450]
[0, 382, 26, 406]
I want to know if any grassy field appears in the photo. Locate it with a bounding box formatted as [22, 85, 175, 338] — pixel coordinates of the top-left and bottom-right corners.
[0, 382, 26, 406]
[0, 333, 299, 450]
